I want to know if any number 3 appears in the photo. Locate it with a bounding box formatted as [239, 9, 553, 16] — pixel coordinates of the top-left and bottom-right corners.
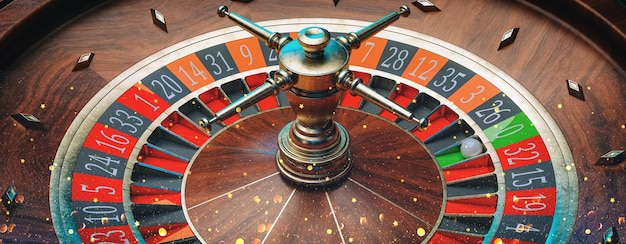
[459, 85, 485, 104]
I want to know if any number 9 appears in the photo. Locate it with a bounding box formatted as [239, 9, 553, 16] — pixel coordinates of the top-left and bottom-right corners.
[240, 44, 253, 65]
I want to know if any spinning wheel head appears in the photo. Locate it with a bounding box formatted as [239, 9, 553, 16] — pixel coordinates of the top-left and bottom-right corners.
[298, 27, 331, 58]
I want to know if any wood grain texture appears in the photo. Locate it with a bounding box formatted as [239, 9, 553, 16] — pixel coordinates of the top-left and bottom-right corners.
[185, 108, 443, 243]
[0, 0, 623, 242]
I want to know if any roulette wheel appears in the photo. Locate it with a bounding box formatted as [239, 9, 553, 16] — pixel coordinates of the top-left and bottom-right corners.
[49, 4, 577, 244]
[0, 0, 624, 243]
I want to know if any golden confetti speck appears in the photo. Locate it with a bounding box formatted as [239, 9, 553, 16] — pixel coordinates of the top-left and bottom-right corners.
[610, 198, 615, 203]
[349, 237, 354, 242]
[158, 227, 167, 236]
[207, 228, 212, 232]
[396, 155, 401, 160]
[20, 159, 25, 164]
[68, 229, 74, 234]
[299, 104, 304, 109]
[362, 124, 367, 129]
[40, 103, 46, 109]
[583, 176, 588, 181]
[413, 198, 417, 202]
[228, 193, 233, 199]
[253, 196, 261, 204]
[565, 165, 572, 171]
[557, 104, 563, 109]
[243, 172, 247, 176]
[360, 217, 367, 225]
[326, 229, 333, 234]
[49, 165, 55, 171]
[307, 165, 313, 171]
[273, 195, 283, 203]
[236, 238, 244, 244]
[622, 124, 625, 129]
[236, 107, 242, 113]
[494, 107, 500, 113]
[393, 220, 399, 227]
[70, 86, 74, 90]
[585, 229, 591, 235]
[257, 224, 266, 233]
[400, 179, 405, 183]
[587, 86, 591, 90]
[417, 227, 426, 236]
[351, 198, 357, 203]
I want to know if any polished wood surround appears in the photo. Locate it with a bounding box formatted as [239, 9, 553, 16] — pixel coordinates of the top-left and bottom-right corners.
[0, 0, 624, 242]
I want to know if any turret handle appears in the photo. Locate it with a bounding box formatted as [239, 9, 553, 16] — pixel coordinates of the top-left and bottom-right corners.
[217, 5, 291, 50]
[208, 70, 293, 124]
[336, 5, 410, 50]
[337, 70, 429, 130]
